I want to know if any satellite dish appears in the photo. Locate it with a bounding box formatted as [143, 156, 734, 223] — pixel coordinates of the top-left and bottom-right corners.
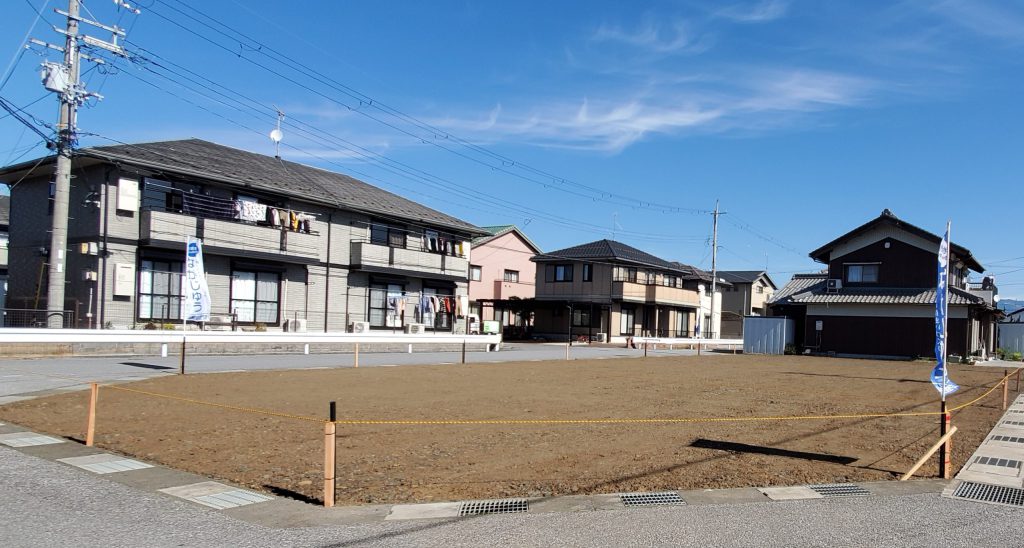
[269, 128, 283, 143]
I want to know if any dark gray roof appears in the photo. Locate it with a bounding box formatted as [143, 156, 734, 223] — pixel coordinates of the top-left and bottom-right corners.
[0, 195, 8, 227]
[809, 209, 983, 273]
[770, 273, 983, 306]
[537, 239, 680, 271]
[719, 270, 777, 288]
[73, 139, 484, 236]
[669, 262, 730, 284]
[472, 225, 542, 253]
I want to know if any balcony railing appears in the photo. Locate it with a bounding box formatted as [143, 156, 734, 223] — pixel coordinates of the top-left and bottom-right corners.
[351, 238, 468, 277]
[611, 280, 699, 305]
[141, 209, 320, 261]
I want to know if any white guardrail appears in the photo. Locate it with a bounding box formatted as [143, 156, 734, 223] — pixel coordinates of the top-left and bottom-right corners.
[630, 336, 743, 347]
[0, 328, 503, 346]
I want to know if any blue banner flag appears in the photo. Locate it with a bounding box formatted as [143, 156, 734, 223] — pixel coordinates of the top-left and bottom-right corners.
[181, 236, 212, 322]
[932, 222, 959, 397]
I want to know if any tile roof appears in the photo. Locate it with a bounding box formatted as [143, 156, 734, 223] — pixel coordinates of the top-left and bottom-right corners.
[538, 239, 680, 270]
[0, 195, 8, 227]
[669, 262, 728, 284]
[718, 270, 776, 288]
[74, 139, 484, 236]
[809, 209, 983, 273]
[471, 225, 542, 253]
[769, 273, 984, 306]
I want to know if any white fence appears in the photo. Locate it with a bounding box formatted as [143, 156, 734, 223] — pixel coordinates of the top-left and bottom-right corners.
[1000, 323, 1024, 354]
[630, 336, 743, 349]
[0, 328, 501, 346]
[742, 317, 794, 355]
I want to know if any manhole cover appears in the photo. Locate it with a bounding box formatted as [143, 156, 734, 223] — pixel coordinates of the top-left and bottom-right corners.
[458, 499, 528, 516]
[807, 483, 870, 497]
[952, 482, 1024, 507]
[620, 491, 685, 506]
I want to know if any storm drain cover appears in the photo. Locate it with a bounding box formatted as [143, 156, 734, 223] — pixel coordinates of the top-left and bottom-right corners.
[973, 456, 1022, 470]
[620, 491, 685, 506]
[1002, 420, 1024, 428]
[0, 433, 65, 447]
[458, 499, 528, 516]
[990, 435, 1024, 444]
[952, 482, 1024, 507]
[807, 483, 871, 497]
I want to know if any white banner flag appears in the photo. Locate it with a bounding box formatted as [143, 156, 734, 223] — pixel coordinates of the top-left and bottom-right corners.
[181, 236, 212, 322]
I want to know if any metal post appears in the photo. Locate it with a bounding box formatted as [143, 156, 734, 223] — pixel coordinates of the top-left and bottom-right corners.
[461, 340, 466, 364]
[178, 336, 186, 375]
[939, 401, 951, 479]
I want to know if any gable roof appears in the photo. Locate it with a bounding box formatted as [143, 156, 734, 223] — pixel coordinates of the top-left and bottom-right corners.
[1, 139, 485, 236]
[536, 239, 680, 271]
[769, 272, 984, 306]
[808, 209, 983, 273]
[719, 270, 777, 289]
[668, 262, 732, 285]
[0, 194, 8, 227]
[472, 225, 542, 253]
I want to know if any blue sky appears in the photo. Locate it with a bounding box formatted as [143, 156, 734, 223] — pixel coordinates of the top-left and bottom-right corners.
[2, 0, 1023, 298]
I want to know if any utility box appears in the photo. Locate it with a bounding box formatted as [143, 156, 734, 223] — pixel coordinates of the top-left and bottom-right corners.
[482, 320, 500, 335]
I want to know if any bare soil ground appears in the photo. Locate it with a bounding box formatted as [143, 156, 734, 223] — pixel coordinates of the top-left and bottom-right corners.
[0, 355, 1017, 506]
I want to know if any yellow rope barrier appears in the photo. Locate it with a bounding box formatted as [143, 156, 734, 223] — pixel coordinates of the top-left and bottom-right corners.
[102, 384, 327, 424]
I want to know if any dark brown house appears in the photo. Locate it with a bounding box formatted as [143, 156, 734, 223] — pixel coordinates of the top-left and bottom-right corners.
[769, 209, 1000, 359]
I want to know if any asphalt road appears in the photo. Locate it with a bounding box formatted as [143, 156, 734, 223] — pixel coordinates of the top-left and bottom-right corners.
[0, 445, 1017, 548]
[0, 343, 711, 401]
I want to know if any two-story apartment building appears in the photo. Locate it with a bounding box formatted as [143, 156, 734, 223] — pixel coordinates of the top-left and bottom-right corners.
[0, 194, 8, 311]
[530, 239, 719, 342]
[718, 270, 776, 338]
[467, 225, 540, 329]
[769, 209, 1000, 358]
[0, 139, 486, 331]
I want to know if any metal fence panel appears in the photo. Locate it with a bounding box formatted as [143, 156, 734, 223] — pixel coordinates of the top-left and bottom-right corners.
[743, 317, 794, 355]
[999, 323, 1024, 353]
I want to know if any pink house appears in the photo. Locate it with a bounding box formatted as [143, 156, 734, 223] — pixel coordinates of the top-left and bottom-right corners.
[468, 225, 541, 325]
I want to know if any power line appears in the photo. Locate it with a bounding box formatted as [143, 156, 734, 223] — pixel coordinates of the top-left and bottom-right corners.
[145, 0, 715, 215]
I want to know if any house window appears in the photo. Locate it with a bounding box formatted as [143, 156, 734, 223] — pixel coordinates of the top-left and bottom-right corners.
[231, 271, 280, 324]
[583, 264, 593, 282]
[545, 264, 573, 282]
[572, 308, 591, 327]
[675, 310, 689, 337]
[503, 269, 519, 283]
[138, 260, 182, 321]
[846, 264, 879, 283]
[756, 285, 764, 294]
[662, 275, 677, 287]
[614, 266, 638, 283]
[369, 283, 404, 328]
[470, 265, 482, 281]
[619, 307, 635, 336]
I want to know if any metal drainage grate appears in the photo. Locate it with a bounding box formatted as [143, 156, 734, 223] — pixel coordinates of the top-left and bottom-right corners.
[990, 435, 1024, 444]
[1003, 420, 1024, 427]
[952, 482, 1024, 507]
[807, 483, 871, 497]
[974, 456, 1022, 470]
[458, 499, 528, 517]
[620, 491, 685, 507]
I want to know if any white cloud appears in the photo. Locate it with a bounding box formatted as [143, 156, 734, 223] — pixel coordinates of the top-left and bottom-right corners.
[715, 0, 789, 23]
[592, 19, 712, 54]
[929, 0, 1024, 44]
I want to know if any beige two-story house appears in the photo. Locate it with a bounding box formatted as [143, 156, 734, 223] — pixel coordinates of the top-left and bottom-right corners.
[718, 270, 776, 338]
[530, 239, 714, 342]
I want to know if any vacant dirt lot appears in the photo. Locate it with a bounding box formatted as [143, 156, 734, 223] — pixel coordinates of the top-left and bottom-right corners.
[0, 355, 1017, 505]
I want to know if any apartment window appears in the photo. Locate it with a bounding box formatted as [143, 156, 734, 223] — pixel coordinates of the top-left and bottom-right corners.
[583, 264, 593, 282]
[470, 265, 482, 281]
[619, 307, 635, 336]
[572, 308, 592, 327]
[662, 275, 678, 287]
[231, 271, 280, 323]
[503, 269, 519, 283]
[138, 260, 182, 321]
[615, 266, 638, 283]
[369, 283, 404, 328]
[846, 264, 879, 283]
[371, 223, 406, 248]
[546, 264, 573, 282]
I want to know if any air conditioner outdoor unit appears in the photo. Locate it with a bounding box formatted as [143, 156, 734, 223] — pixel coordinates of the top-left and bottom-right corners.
[826, 279, 842, 292]
[404, 323, 426, 334]
[350, 321, 371, 333]
[285, 318, 307, 333]
[596, 333, 607, 343]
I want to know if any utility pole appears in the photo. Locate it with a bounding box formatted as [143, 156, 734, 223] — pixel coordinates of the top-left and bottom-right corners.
[35, 0, 135, 327]
[708, 200, 720, 339]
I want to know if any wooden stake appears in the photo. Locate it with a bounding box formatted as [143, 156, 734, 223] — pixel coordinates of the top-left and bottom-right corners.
[644, 342, 648, 357]
[86, 382, 98, 447]
[323, 421, 336, 508]
[1003, 372, 1009, 411]
[565, 342, 570, 361]
[1016, 369, 1020, 392]
[900, 425, 958, 481]
[354, 343, 359, 368]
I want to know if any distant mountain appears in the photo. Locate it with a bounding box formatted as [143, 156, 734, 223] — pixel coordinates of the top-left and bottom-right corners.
[999, 299, 1024, 313]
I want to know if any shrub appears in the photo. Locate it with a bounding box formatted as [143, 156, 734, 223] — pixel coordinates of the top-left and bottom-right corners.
[1013, 352, 1023, 362]
[161, 323, 176, 331]
[254, 322, 267, 332]
[783, 344, 797, 355]
[143, 322, 158, 330]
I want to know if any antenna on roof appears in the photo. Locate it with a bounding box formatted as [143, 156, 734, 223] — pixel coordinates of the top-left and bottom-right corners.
[269, 106, 284, 158]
